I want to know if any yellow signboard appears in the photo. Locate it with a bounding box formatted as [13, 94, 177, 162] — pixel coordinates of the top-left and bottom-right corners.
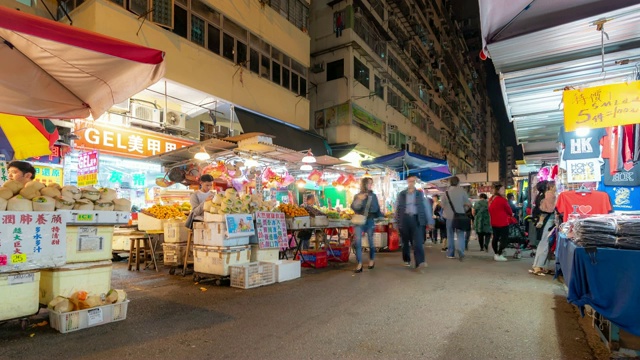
[78, 173, 98, 187]
[34, 165, 63, 186]
[563, 81, 640, 132]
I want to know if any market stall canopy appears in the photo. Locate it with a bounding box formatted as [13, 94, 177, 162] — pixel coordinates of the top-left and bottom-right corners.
[0, 7, 165, 119]
[234, 108, 332, 157]
[361, 151, 451, 182]
[0, 113, 59, 160]
[478, 1, 640, 159]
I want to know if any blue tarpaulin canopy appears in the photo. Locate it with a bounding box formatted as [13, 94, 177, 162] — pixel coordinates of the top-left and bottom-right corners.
[361, 150, 451, 182]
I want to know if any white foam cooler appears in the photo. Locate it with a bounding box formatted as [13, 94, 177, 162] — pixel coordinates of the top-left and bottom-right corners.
[0, 271, 40, 321]
[193, 222, 250, 247]
[193, 245, 251, 276]
[39, 260, 112, 305]
[164, 220, 190, 243]
[65, 225, 114, 263]
[250, 245, 280, 262]
[163, 243, 193, 264]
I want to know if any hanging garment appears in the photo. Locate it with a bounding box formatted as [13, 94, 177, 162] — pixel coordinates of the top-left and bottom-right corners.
[556, 190, 612, 223]
[623, 124, 635, 170]
[617, 126, 625, 172]
[634, 124, 640, 163]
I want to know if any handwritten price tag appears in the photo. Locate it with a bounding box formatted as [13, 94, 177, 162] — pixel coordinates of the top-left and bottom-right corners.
[11, 254, 27, 263]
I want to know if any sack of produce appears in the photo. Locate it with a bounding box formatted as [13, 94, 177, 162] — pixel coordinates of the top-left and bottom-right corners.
[32, 196, 56, 211]
[0, 187, 13, 200]
[2, 179, 24, 195]
[81, 186, 101, 201]
[55, 196, 75, 210]
[113, 198, 132, 212]
[40, 186, 61, 198]
[94, 199, 115, 211]
[74, 198, 94, 210]
[61, 185, 81, 200]
[7, 195, 33, 211]
[99, 188, 118, 201]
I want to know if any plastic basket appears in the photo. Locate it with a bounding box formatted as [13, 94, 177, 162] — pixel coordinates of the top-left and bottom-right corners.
[49, 300, 129, 334]
[229, 262, 275, 289]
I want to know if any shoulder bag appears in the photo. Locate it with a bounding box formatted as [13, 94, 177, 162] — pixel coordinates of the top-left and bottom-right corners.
[446, 191, 471, 231]
[351, 194, 373, 226]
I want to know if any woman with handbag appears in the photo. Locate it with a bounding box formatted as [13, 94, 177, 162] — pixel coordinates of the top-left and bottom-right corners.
[488, 184, 512, 262]
[472, 193, 492, 251]
[350, 177, 383, 273]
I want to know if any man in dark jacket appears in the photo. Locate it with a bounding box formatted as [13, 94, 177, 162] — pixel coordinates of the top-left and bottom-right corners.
[395, 176, 434, 270]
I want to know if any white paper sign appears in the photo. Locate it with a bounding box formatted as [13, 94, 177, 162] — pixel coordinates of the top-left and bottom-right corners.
[255, 212, 288, 249]
[0, 212, 68, 273]
[87, 308, 103, 326]
[77, 226, 103, 252]
[8, 272, 35, 285]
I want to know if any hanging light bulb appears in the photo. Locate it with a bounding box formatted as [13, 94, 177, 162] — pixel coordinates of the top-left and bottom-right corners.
[300, 164, 313, 171]
[296, 179, 306, 188]
[194, 146, 210, 161]
[302, 150, 316, 163]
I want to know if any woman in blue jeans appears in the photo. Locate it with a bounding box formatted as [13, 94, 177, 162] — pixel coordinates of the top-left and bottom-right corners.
[351, 177, 383, 273]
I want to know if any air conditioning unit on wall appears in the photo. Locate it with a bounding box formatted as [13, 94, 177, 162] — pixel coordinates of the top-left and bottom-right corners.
[164, 110, 188, 129]
[130, 103, 162, 128]
[110, 98, 130, 113]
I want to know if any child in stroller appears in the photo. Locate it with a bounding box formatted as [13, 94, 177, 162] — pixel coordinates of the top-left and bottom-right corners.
[504, 218, 529, 259]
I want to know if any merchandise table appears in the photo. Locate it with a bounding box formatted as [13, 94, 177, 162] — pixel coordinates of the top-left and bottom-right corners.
[555, 234, 640, 337]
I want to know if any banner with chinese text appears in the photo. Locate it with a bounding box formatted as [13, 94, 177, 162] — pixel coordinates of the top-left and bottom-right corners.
[26, 145, 64, 165]
[255, 212, 288, 249]
[34, 165, 63, 186]
[73, 120, 195, 159]
[78, 150, 99, 187]
[0, 212, 67, 273]
[563, 81, 640, 132]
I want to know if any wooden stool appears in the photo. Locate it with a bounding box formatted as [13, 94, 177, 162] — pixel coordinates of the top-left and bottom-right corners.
[182, 229, 193, 277]
[128, 237, 148, 271]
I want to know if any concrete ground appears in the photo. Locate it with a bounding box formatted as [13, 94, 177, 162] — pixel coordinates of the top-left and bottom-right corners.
[0, 242, 611, 360]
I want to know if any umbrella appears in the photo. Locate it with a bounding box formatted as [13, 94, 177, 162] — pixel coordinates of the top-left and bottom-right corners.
[0, 6, 165, 119]
[361, 150, 452, 182]
[0, 113, 59, 160]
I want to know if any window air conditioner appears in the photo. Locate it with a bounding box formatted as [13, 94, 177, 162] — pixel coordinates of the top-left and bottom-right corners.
[130, 103, 162, 128]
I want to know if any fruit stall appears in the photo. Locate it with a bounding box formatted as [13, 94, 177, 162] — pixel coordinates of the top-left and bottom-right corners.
[0, 176, 131, 333]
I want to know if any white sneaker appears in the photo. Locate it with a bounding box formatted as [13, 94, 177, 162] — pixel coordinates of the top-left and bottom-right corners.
[494, 254, 507, 262]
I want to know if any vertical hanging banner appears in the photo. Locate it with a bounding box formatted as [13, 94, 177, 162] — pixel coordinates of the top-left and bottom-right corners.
[0, 161, 8, 184]
[78, 150, 99, 187]
[0, 212, 67, 273]
[563, 81, 640, 132]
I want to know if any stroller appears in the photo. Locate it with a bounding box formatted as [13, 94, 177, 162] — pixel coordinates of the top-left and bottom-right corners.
[505, 218, 529, 259]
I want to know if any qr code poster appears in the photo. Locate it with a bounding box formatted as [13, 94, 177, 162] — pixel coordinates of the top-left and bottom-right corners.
[566, 159, 601, 183]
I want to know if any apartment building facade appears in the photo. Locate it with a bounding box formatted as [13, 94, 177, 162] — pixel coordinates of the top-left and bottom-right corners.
[308, 0, 498, 174]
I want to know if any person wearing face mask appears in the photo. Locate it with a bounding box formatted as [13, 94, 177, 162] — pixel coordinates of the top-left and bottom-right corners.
[488, 184, 512, 262]
[7, 161, 36, 185]
[186, 174, 215, 229]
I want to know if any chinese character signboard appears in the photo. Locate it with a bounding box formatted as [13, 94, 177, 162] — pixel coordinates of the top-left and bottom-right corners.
[26, 145, 63, 165]
[34, 165, 63, 186]
[78, 150, 99, 187]
[255, 212, 287, 249]
[563, 81, 640, 132]
[73, 120, 195, 159]
[0, 212, 67, 273]
[0, 161, 8, 184]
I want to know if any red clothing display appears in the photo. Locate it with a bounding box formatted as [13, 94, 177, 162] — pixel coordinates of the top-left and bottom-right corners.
[488, 195, 512, 227]
[556, 190, 612, 223]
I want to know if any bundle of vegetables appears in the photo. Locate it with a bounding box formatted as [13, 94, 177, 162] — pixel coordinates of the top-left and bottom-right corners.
[142, 204, 186, 220]
[47, 289, 127, 313]
[277, 203, 309, 218]
[325, 210, 341, 219]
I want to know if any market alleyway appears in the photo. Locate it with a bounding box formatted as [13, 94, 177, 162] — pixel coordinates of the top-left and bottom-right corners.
[0, 244, 609, 360]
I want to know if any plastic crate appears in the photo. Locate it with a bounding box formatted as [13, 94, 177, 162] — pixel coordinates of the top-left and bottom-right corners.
[230, 262, 275, 289]
[295, 249, 328, 268]
[327, 246, 350, 262]
[49, 300, 129, 334]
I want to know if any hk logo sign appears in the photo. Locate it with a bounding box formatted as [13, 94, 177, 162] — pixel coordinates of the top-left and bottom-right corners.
[570, 138, 593, 154]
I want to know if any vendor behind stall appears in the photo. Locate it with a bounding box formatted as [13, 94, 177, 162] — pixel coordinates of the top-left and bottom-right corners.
[186, 174, 214, 228]
[7, 160, 36, 185]
[297, 194, 316, 249]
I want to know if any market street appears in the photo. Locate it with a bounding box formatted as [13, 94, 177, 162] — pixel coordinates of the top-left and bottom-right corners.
[0, 245, 608, 360]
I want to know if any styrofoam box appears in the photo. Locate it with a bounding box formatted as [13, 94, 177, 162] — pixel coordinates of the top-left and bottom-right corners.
[65, 225, 114, 263]
[286, 216, 310, 230]
[39, 260, 112, 305]
[203, 213, 225, 223]
[164, 220, 190, 243]
[266, 260, 301, 283]
[193, 222, 249, 247]
[310, 216, 329, 227]
[0, 271, 40, 321]
[193, 245, 251, 276]
[49, 300, 129, 334]
[137, 213, 166, 231]
[163, 243, 193, 265]
[112, 233, 130, 252]
[250, 245, 280, 262]
[361, 233, 388, 248]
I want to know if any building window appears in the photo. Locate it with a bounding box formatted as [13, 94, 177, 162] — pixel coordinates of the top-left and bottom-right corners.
[249, 48, 260, 74]
[172, 5, 188, 39]
[222, 33, 234, 61]
[282, 67, 290, 90]
[326, 59, 344, 82]
[236, 40, 247, 66]
[261, 55, 271, 79]
[272, 61, 281, 85]
[300, 77, 307, 97]
[354, 57, 369, 89]
[191, 15, 205, 46]
[374, 76, 384, 99]
[207, 24, 221, 54]
[292, 73, 299, 94]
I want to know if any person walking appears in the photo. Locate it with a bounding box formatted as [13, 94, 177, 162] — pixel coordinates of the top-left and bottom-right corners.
[488, 184, 512, 262]
[530, 181, 557, 275]
[441, 176, 471, 260]
[395, 175, 434, 270]
[472, 193, 492, 251]
[351, 177, 383, 273]
[431, 195, 446, 245]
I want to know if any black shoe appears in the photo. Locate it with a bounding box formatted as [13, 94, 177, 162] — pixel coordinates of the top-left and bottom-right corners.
[368, 262, 375, 270]
[354, 265, 363, 273]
